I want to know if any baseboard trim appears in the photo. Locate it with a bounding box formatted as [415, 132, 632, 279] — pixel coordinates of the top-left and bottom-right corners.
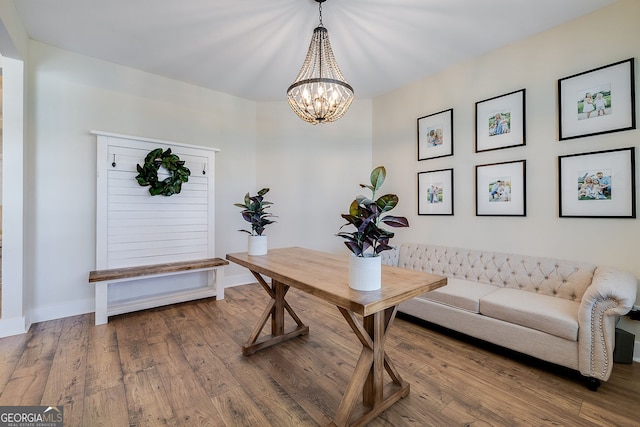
[0, 316, 29, 338]
[29, 298, 94, 324]
[223, 273, 257, 289]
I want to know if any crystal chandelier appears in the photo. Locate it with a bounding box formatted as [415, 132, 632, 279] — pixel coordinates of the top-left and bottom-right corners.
[286, 0, 354, 124]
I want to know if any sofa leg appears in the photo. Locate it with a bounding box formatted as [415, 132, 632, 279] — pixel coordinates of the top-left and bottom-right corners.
[585, 377, 601, 391]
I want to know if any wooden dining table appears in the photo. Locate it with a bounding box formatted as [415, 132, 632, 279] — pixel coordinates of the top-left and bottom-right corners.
[225, 247, 446, 427]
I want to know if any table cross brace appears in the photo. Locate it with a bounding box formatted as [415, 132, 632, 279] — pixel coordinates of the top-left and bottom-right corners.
[331, 305, 409, 427]
[241, 273, 309, 356]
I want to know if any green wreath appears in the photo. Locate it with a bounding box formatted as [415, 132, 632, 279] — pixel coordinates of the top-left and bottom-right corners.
[135, 148, 191, 196]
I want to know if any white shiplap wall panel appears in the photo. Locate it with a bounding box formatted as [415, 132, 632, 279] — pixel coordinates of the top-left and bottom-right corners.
[93, 131, 219, 304]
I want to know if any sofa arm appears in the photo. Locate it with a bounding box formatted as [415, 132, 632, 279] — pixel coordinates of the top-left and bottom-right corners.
[578, 266, 637, 381]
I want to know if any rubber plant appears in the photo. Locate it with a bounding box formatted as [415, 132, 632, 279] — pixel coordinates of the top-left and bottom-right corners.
[234, 188, 276, 236]
[337, 166, 409, 256]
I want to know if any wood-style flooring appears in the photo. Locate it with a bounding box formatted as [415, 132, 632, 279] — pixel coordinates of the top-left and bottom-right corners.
[0, 283, 638, 426]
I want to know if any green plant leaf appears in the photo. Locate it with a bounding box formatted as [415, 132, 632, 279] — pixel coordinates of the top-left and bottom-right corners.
[348, 199, 361, 217]
[376, 194, 399, 212]
[370, 166, 386, 192]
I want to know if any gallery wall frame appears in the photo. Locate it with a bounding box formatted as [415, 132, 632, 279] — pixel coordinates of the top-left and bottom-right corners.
[418, 168, 454, 216]
[476, 159, 526, 216]
[417, 108, 453, 160]
[558, 147, 635, 218]
[475, 89, 526, 152]
[558, 58, 636, 140]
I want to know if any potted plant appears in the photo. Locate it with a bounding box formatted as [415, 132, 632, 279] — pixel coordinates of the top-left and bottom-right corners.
[337, 166, 409, 290]
[234, 188, 276, 255]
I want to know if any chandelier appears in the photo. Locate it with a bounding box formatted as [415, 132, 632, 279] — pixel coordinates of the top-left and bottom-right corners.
[286, 0, 354, 125]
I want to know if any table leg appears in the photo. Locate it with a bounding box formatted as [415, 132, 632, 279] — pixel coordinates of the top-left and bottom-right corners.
[331, 305, 409, 427]
[242, 273, 309, 356]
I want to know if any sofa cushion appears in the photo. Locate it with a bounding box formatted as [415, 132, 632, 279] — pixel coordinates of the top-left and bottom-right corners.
[479, 288, 579, 341]
[418, 278, 499, 313]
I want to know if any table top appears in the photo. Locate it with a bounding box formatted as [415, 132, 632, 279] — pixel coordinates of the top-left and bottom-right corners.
[226, 247, 447, 316]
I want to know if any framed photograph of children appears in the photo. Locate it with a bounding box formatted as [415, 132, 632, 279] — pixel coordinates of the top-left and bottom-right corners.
[476, 160, 526, 216]
[418, 168, 454, 215]
[558, 147, 636, 218]
[558, 58, 636, 141]
[417, 108, 453, 160]
[475, 89, 526, 152]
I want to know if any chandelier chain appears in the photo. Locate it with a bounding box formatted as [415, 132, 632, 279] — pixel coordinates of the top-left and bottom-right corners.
[286, 0, 353, 124]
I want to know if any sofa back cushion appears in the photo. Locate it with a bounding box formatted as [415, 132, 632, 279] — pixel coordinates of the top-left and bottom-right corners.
[395, 243, 596, 302]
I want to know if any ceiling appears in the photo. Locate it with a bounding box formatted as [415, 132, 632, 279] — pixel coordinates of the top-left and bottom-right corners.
[13, 0, 617, 101]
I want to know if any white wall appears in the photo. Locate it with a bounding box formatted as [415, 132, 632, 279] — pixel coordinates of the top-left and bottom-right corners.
[372, 0, 640, 340]
[0, 0, 28, 59]
[26, 41, 257, 322]
[0, 0, 28, 336]
[221, 99, 374, 285]
[1, 56, 25, 334]
[255, 99, 373, 252]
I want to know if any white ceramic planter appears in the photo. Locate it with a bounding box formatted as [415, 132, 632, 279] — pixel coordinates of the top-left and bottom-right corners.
[349, 254, 382, 291]
[248, 235, 268, 256]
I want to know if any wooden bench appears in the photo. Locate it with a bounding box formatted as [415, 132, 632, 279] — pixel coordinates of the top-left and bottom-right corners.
[88, 258, 228, 325]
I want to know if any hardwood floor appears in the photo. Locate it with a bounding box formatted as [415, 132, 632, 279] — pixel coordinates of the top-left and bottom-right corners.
[0, 283, 638, 426]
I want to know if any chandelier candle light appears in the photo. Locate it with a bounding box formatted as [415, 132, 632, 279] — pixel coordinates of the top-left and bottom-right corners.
[287, 0, 354, 124]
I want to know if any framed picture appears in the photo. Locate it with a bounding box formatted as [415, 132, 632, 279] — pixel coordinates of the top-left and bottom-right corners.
[418, 168, 453, 215]
[417, 108, 453, 160]
[475, 89, 526, 152]
[476, 160, 526, 216]
[558, 58, 636, 140]
[558, 147, 635, 218]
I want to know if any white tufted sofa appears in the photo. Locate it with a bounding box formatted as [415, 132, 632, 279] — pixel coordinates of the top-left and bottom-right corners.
[382, 243, 637, 390]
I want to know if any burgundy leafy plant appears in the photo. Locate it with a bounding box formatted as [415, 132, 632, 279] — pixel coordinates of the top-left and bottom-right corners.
[234, 188, 276, 236]
[337, 166, 409, 257]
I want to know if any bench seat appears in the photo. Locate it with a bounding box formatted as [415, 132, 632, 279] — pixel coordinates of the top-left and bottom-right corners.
[89, 257, 228, 325]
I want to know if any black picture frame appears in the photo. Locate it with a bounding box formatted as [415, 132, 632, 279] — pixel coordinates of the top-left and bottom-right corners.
[558, 58, 636, 140]
[475, 89, 526, 152]
[417, 108, 453, 160]
[418, 168, 454, 216]
[558, 147, 636, 218]
[475, 160, 526, 216]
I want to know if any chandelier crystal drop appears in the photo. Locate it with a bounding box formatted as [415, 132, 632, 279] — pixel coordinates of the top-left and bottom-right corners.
[286, 0, 354, 124]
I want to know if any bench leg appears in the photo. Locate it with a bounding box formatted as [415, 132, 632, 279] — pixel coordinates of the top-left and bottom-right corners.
[95, 282, 109, 325]
[214, 267, 225, 300]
